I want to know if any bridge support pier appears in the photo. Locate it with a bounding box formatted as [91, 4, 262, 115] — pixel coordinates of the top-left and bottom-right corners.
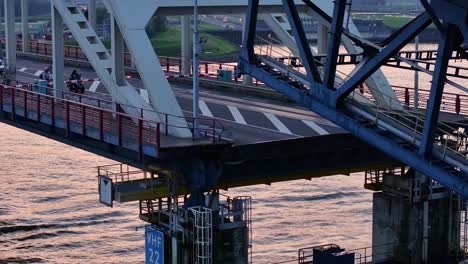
[372, 172, 460, 263]
[143, 189, 250, 264]
[21, 0, 29, 53]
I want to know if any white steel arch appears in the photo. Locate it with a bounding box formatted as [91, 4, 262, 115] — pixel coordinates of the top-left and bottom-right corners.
[50, 0, 192, 137]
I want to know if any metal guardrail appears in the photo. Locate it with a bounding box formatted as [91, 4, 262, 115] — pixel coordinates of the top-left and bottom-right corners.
[0, 84, 161, 161]
[0, 84, 225, 163]
[97, 163, 152, 183]
[14, 81, 226, 141]
[256, 36, 468, 116]
[11, 39, 260, 84]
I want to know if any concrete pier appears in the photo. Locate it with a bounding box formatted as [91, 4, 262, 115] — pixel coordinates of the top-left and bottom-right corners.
[372, 173, 460, 263]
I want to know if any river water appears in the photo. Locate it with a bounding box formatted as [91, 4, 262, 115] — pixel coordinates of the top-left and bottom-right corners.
[0, 44, 467, 264]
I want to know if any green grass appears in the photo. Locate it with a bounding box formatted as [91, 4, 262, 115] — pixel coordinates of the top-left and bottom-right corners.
[379, 16, 413, 28]
[353, 15, 432, 28]
[65, 26, 237, 59]
[198, 21, 224, 31]
[151, 26, 237, 59]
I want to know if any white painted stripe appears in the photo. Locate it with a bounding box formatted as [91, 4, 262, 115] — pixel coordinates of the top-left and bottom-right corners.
[264, 112, 292, 135]
[139, 89, 149, 103]
[199, 100, 213, 117]
[89, 81, 101, 92]
[227, 105, 247, 125]
[34, 70, 43, 77]
[302, 120, 329, 135]
[18, 67, 27, 72]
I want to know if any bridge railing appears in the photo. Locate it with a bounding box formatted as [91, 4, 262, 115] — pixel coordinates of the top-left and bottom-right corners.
[0, 83, 222, 162]
[254, 36, 468, 166]
[14, 81, 225, 141]
[380, 85, 468, 116]
[97, 163, 157, 183]
[347, 87, 468, 164]
[13, 39, 257, 84]
[257, 35, 468, 117]
[0, 84, 164, 161]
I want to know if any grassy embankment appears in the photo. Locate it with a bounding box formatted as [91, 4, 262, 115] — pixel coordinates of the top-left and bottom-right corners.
[65, 23, 238, 60]
[353, 15, 433, 28]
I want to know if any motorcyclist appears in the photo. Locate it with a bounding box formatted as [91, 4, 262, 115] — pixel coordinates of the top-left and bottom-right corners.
[68, 69, 85, 94]
[69, 69, 80, 81]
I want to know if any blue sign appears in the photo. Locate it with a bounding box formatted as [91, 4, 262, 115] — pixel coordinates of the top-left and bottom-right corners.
[145, 226, 164, 264]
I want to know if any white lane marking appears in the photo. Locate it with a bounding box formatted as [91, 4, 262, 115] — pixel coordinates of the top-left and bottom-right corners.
[199, 100, 213, 117]
[34, 70, 43, 76]
[264, 112, 292, 135]
[302, 120, 329, 135]
[227, 105, 247, 125]
[139, 89, 149, 103]
[18, 68, 27, 72]
[181, 110, 300, 137]
[89, 81, 101, 92]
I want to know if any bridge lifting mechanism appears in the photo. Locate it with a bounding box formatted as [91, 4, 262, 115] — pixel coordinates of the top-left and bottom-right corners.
[237, 0, 468, 198]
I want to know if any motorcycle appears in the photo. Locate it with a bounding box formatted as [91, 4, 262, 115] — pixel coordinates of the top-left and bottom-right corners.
[67, 71, 85, 94]
[67, 81, 85, 94]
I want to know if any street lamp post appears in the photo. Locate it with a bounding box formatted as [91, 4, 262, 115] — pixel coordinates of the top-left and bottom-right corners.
[414, 2, 420, 110]
[193, 0, 200, 139]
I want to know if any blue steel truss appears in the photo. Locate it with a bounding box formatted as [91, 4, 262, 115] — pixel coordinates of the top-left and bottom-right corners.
[237, 0, 468, 197]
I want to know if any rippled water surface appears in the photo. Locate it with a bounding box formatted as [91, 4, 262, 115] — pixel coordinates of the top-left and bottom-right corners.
[1, 44, 467, 263]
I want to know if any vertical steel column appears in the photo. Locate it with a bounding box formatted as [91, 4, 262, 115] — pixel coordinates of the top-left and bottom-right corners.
[282, 0, 322, 84]
[21, 0, 29, 53]
[51, 4, 64, 98]
[88, 0, 96, 30]
[181, 16, 191, 75]
[240, 0, 260, 63]
[323, 0, 347, 89]
[111, 15, 125, 86]
[317, 24, 328, 60]
[111, 14, 124, 116]
[241, 15, 253, 85]
[419, 24, 458, 158]
[4, 0, 15, 72]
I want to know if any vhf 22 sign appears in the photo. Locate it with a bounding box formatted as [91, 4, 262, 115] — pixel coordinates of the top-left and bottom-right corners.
[145, 226, 164, 264]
